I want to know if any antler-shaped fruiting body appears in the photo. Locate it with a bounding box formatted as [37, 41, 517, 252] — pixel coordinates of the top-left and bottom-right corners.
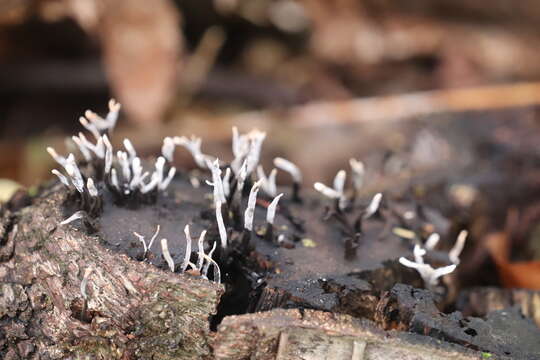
[49, 152, 102, 215]
[399, 244, 457, 291]
[314, 169, 347, 211]
[133, 225, 161, 259]
[79, 99, 120, 139]
[174, 135, 212, 169]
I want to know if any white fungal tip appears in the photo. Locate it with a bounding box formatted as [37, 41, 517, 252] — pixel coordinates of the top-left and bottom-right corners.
[108, 98, 121, 112]
[314, 182, 340, 199]
[333, 170, 346, 194]
[349, 158, 365, 190]
[424, 233, 440, 251]
[86, 178, 98, 197]
[449, 230, 468, 265]
[266, 193, 284, 224]
[162, 137, 175, 162]
[60, 211, 85, 225]
[245, 179, 262, 231]
[363, 193, 383, 219]
[274, 157, 302, 183]
[52, 169, 71, 188]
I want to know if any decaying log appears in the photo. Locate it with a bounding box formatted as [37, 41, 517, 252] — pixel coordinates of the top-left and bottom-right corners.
[213, 308, 479, 360]
[0, 184, 223, 359]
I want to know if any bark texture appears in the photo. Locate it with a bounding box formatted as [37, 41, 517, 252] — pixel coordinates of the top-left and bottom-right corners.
[0, 184, 223, 359]
[213, 308, 479, 360]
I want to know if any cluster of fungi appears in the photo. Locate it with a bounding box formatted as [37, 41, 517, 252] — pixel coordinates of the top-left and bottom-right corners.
[48, 100, 467, 298]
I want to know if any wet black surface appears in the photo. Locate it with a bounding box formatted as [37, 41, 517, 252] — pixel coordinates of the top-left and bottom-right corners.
[382, 284, 540, 359]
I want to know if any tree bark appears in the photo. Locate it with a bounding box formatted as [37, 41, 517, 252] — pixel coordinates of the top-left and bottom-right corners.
[0, 184, 223, 359]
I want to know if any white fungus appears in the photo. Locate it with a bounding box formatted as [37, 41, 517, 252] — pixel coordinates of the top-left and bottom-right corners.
[424, 233, 440, 251]
[245, 180, 262, 231]
[399, 244, 457, 289]
[160, 238, 175, 272]
[206, 159, 227, 203]
[216, 201, 228, 249]
[60, 211, 86, 225]
[449, 230, 468, 265]
[182, 225, 193, 273]
[52, 169, 71, 188]
[273, 157, 302, 184]
[174, 135, 209, 169]
[349, 158, 365, 192]
[266, 193, 284, 225]
[123, 138, 137, 162]
[86, 178, 98, 197]
[257, 166, 277, 197]
[363, 193, 383, 219]
[161, 137, 176, 162]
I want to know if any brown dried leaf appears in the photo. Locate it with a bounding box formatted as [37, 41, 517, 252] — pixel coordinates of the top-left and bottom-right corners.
[98, 0, 182, 126]
[485, 232, 540, 290]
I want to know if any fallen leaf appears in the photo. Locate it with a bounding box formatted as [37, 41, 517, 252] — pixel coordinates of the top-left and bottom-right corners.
[485, 232, 540, 290]
[98, 0, 182, 126]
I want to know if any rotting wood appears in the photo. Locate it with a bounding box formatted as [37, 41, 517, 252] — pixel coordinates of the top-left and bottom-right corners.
[213, 308, 480, 360]
[0, 185, 223, 359]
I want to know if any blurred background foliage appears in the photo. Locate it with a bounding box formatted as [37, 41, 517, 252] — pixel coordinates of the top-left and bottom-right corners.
[2, 0, 540, 190]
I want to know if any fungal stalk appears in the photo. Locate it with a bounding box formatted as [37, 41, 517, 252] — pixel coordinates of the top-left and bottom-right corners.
[245, 130, 267, 175]
[264, 193, 283, 242]
[161, 137, 176, 163]
[196, 229, 208, 271]
[60, 211, 85, 225]
[257, 165, 277, 197]
[79, 99, 120, 139]
[133, 225, 161, 258]
[160, 238, 175, 272]
[424, 233, 440, 251]
[216, 201, 228, 249]
[449, 230, 468, 265]
[362, 193, 382, 220]
[274, 157, 302, 201]
[206, 159, 227, 204]
[349, 158, 365, 203]
[234, 160, 248, 198]
[244, 180, 262, 232]
[231, 127, 250, 173]
[314, 170, 347, 211]
[174, 135, 212, 169]
[202, 241, 217, 278]
[49, 152, 102, 215]
[200, 250, 221, 283]
[182, 225, 193, 273]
